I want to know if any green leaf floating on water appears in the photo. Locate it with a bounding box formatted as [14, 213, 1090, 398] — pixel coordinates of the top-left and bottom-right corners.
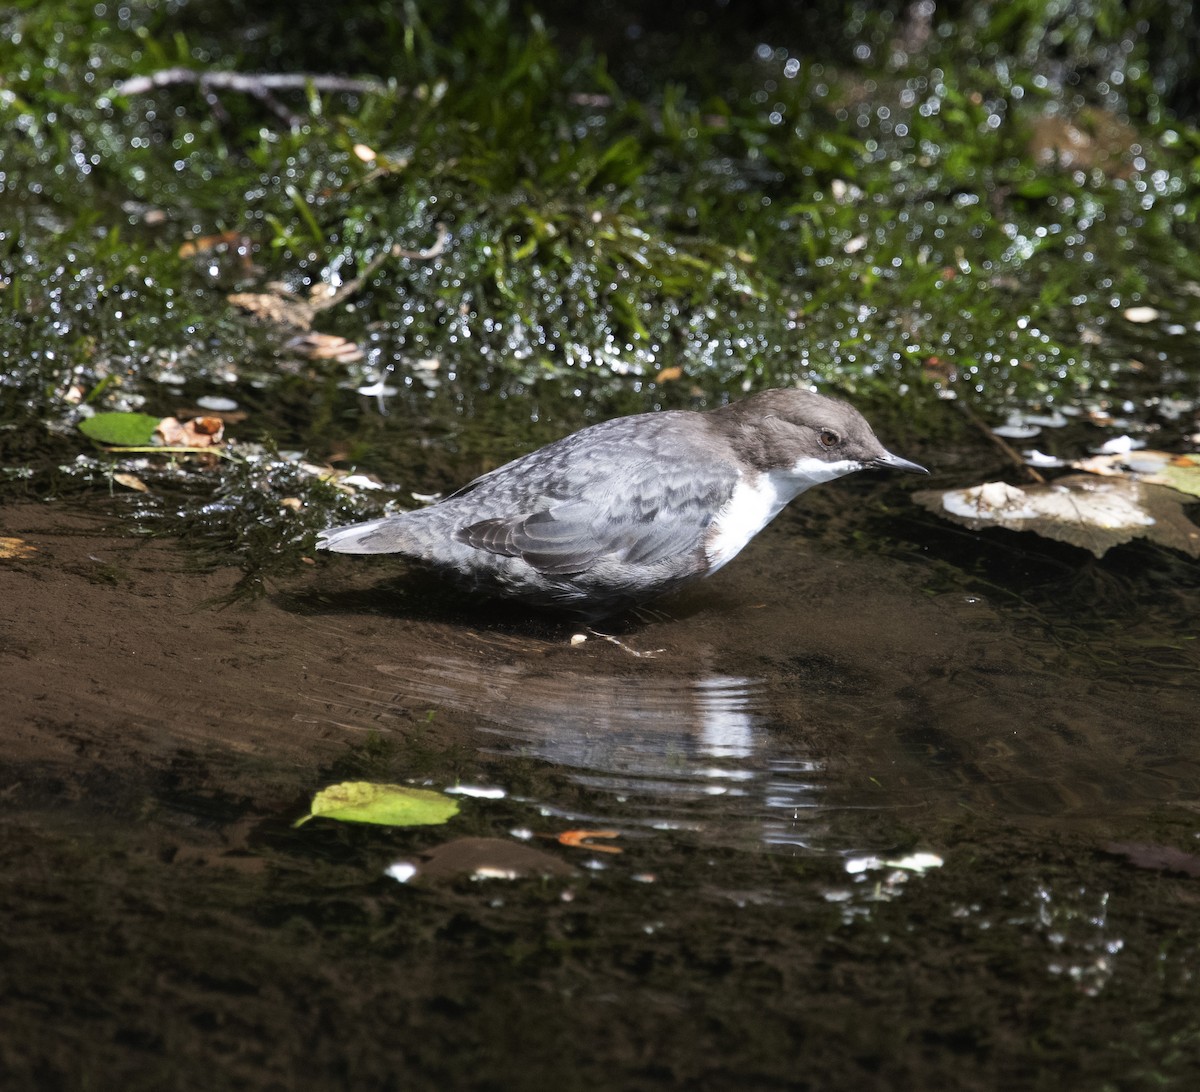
[79, 411, 161, 446]
[295, 781, 460, 828]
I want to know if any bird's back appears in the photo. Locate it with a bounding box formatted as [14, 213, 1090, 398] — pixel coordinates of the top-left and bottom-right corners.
[318, 410, 742, 610]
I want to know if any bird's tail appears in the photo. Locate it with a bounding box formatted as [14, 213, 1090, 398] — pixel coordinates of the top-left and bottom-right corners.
[316, 518, 404, 554]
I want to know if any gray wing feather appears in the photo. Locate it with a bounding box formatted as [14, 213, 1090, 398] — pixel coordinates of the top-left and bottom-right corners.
[318, 412, 741, 583]
[458, 503, 708, 577]
[452, 415, 739, 576]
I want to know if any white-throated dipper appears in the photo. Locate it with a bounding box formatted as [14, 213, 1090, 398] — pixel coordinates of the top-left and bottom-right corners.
[317, 388, 927, 616]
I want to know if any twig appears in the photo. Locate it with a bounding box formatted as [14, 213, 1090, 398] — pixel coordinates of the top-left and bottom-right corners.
[956, 401, 1046, 484]
[309, 224, 449, 313]
[390, 222, 450, 261]
[111, 68, 389, 98]
[109, 69, 389, 128]
[95, 444, 242, 462]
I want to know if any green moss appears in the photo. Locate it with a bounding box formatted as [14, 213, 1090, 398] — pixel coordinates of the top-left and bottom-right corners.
[2, 0, 1198, 559]
[4, 2, 1198, 399]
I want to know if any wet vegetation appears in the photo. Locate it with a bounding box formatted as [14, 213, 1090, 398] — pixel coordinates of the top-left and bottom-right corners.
[5, 1, 1200, 399]
[3, 0, 1199, 583]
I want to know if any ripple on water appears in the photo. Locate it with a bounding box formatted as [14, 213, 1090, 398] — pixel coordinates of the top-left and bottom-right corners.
[313, 628, 851, 854]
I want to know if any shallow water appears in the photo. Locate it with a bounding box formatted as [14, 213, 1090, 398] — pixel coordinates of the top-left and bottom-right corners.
[5, 0, 1200, 1083]
[5, 466, 1200, 1088]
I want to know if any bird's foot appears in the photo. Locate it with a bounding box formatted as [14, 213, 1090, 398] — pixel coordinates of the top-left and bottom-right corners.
[571, 628, 666, 659]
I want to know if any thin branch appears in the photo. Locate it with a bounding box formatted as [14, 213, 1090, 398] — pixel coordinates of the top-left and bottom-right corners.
[309, 224, 449, 314]
[390, 222, 450, 261]
[109, 68, 390, 129]
[956, 400, 1047, 484]
[110, 68, 389, 98]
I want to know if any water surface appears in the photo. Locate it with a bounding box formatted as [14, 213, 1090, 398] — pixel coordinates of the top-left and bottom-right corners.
[5, 480, 1199, 1088]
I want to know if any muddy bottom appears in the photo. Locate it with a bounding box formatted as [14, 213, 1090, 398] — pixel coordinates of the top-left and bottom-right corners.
[4, 495, 1200, 1090]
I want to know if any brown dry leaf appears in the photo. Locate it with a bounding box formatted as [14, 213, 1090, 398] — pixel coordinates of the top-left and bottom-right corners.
[915, 475, 1200, 558]
[287, 331, 365, 363]
[155, 415, 225, 448]
[654, 366, 684, 383]
[112, 472, 150, 492]
[154, 418, 188, 445]
[557, 829, 623, 854]
[178, 230, 246, 258]
[0, 537, 37, 560]
[228, 290, 315, 331]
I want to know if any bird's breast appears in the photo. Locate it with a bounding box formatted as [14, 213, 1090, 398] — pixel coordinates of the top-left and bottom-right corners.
[704, 471, 795, 572]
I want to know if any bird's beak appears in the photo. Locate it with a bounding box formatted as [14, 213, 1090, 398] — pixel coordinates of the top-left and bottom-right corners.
[871, 450, 929, 475]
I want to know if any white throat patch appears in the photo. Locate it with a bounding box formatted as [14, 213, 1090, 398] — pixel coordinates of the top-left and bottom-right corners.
[705, 457, 861, 571]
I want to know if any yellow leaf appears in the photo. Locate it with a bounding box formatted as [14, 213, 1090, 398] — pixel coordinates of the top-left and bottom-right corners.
[0, 537, 37, 559]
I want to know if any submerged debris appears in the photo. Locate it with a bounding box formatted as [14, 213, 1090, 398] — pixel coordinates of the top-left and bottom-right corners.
[387, 837, 577, 883]
[916, 476, 1200, 558]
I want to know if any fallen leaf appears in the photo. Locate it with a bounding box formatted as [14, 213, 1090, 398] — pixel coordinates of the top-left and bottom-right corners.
[914, 476, 1200, 558]
[79, 411, 162, 446]
[395, 837, 577, 882]
[557, 829, 622, 854]
[112, 472, 150, 492]
[0, 537, 37, 559]
[1073, 450, 1200, 499]
[288, 461, 391, 495]
[295, 781, 460, 828]
[228, 290, 315, 331]
[154, 415, 225, 447]
[287, 331, 365, 363]
[178, 229, 246, 258]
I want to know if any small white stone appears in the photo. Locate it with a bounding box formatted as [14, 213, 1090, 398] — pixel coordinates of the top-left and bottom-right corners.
[385, 861, 418, 884]
[446, 784, 506, 799]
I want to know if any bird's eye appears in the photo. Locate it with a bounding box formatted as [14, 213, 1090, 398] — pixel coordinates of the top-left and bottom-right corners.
[818, 428, 840, 449]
